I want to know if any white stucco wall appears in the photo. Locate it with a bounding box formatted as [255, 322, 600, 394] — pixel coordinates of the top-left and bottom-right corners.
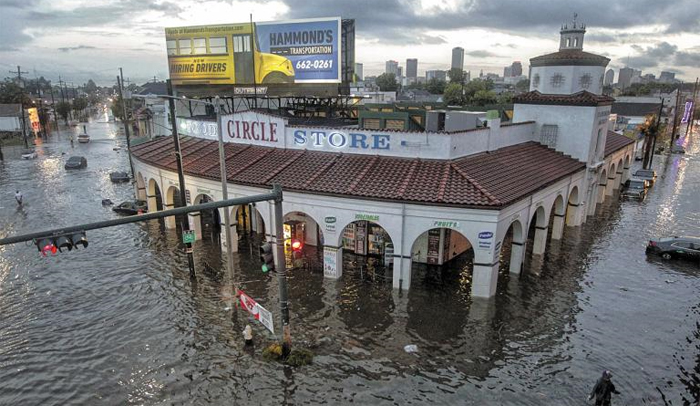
[530, 65, 605, 95]
[0, 117, 21, 132]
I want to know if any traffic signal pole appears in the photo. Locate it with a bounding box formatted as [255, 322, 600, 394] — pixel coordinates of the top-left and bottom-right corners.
[0, 191, 279, 247]
[215, 96, 236, 280]
[273, 185, 292, 351]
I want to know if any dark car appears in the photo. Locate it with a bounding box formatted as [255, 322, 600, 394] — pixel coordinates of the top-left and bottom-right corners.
[646, 236, 700, 261]
[109, 171, 130, 183]
[633, 169, 657, 184]
[621, 178, 649, 200]
[64, 156, 87, 169]
[112, 200, 148, 215]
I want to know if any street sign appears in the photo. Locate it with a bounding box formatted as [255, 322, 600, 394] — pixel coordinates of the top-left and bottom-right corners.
[182, 230, 196, 244]
[238, 290, 275, 334]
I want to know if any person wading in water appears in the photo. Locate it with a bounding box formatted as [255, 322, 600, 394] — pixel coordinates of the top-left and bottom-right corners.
[588, 370, 620, 405]
[14, 190, 23, 206]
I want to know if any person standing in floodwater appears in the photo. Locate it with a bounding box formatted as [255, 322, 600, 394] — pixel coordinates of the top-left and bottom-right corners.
[14, 190, 23, 206]
[588, 370, 620, 405]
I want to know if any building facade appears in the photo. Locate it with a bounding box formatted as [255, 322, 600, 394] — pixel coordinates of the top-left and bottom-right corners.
[451, 47, 464, 70]
[132, 22, 634, 300]
[406, 59, 418, 78]
[385, 60, 399, 76]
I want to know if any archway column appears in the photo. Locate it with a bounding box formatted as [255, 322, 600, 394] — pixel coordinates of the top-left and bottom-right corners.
[323, 245, 343, 279]
[614, 171, 624, 189]
[509, 241, 525, 274]
[163, 203, 175, 229]
[532, 225, 548, 255]
[472, 261, 499, 298]
[596, 183, 606, 204]
[146, 194, 158, 213]
[188, 212, 202, 240]
[566, 202, 582, 226]
[605, 175, 616, 196]
[136, 185, 146, 201]
[551, 213, 565, 240]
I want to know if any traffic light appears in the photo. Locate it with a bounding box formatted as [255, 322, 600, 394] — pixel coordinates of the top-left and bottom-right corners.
[35, 231, 88, 256]
[291, 239, 303, 252]
[259, 242, 275, 273]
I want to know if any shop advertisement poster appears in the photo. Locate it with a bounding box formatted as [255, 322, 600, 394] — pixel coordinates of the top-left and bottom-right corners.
[478, 231, 493, 250]
[323, 246, 338, 278]
[324, 216, 336, 233]
[238, 290, 274, 334]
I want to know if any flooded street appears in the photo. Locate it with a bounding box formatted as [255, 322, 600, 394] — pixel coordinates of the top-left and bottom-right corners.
[1, 115, 699, 404]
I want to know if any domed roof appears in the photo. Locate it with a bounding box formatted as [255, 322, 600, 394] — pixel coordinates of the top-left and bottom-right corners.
[530, 50, 610, 67]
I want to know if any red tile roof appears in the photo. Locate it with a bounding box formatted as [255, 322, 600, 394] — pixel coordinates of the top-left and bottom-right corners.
[132, 138, 588, 209]
[513, 90, 615, 106]
[605, 131, 635, 157]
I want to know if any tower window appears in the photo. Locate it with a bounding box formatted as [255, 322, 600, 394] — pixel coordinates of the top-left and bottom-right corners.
[550, 73, 565, 87]
[566, 38, 571, 47]
[573, 38, 579, 47]
[579, 74, 592, 89]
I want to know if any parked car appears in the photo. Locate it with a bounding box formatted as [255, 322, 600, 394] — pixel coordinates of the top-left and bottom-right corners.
[633, 169, 657, 184]
[671, 144, 686, 154]
[77, 133, 90, 143]
[621, 178, 649, 200]
[112, 200, 148, 215]
[109, 171, 130, 183]
[646, 236, 700, 261]
[21, 148, 37, 159]
[634, 150, 643, 161]
[64, 156, 87, 169]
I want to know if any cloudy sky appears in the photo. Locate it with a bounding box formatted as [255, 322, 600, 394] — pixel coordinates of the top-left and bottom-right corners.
[1, 0, 699, 87]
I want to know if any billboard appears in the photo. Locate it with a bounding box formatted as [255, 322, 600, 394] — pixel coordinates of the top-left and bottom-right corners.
[165, 17, 341, 86]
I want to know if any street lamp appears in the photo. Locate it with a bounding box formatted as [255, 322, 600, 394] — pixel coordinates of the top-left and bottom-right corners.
[133, 85, 235, 281]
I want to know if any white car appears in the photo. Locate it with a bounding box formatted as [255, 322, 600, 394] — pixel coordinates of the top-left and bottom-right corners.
[21, 149, 37, 159]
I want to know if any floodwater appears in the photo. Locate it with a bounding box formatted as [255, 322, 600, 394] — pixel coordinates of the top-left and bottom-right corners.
[1, 114, 699, 405]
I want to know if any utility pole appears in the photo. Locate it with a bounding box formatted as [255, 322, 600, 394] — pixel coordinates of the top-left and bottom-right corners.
[273, 184, 292, 351]
[686, 78, 699, 138]
[167, 79, 196, 278]
[117, 71, 135, 180]
[646, 98, 664, 169]
[669, 83, 683, 149]
[49, 84, 59, 130]
[10, 66, 30, 148]
[214, 96, 236, 282]
[250, 14, 258, 109]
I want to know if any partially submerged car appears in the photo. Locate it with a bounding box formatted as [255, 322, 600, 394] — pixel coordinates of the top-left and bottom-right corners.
[109, 171, 130, 183]
[21, 149, 37, 159]
[112, 200, 148, 215]
[621, 178, 649, 200]
[633, 169, 657, 184]
[646, 236, 700, 261]
[64, 156, 87, 169]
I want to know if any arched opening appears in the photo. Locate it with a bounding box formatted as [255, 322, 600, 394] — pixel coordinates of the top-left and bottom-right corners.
[147, 178, 163, 212]
[193, 194, 221, 243]
[499, 220, 525, 275]
[526, 205, 547, 258]
[623, 155, 632, 182]
[614, 158, 624, 189]
[596, 168, 607, 205]
[235, 204, 265, 237]
[164, 186, 186, 231]
[605, 163, 617, 196]
[283, 211, 324, 272]
[566, 186, 580, 226]
[339, 220, 394, 282]
[136, 172, 146, 201]
[409, 227, 474, 297]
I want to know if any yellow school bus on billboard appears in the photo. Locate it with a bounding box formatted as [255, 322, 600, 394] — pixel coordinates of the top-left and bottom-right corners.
[165, 23, 295, 85]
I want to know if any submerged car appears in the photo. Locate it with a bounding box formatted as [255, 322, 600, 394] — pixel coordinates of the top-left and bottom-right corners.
[647, 236, 700, 261]
[21, 149, 37, 159]
[64, 156, 87, 169]
[112, 200, 148, 215]
[671, 144, 686, 154]
[109, 171, 130, 183]
[621, 178, 649, 200]
[633, 169, 657, 184]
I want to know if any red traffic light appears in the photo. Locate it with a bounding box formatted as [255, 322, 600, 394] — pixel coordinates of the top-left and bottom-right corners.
[291, 240, 302, 251]
[37, 238, 57, 256]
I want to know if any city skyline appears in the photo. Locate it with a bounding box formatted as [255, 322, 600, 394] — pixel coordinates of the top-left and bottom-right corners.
[1, 0, 699, 85]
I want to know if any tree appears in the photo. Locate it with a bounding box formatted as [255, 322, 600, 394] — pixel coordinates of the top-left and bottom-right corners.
[515, 79, 530, 93]
[463, 79, 493, 102]
[404, 81, 425, 91]
[472, 90, 498, 106]
[84, 79, 98, 94]
[426, 78, 446, 94]
[0, 79, 32, 106]
[448, 68, 466, 84]
[443, 83, 464, 105]
[496, 92, 514, 105]
[376, 73, 398, 91]
[55, 101, 72, 124]
[110, 96, 132, 122]
[73, 97, 88, 121]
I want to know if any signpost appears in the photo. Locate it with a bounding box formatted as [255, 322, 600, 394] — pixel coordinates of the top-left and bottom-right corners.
[238, 290, 275, 334]
[182, 230, 196, 244]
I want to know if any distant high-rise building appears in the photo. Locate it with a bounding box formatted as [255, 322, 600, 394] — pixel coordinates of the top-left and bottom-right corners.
[385, 60, 399, 76]
[504, 66, 513, 77]
[426, 70, 447, 81]
[406, 58, 418, 78]
[659, 71, 676, 83]
[397, 66, 403, 79]
[355, 63, 364, 81]
[618, 67, 633, 89]
[511, 61, 522, 77]
[451, 47, 464, 70]
[604, 69, 614, 86]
